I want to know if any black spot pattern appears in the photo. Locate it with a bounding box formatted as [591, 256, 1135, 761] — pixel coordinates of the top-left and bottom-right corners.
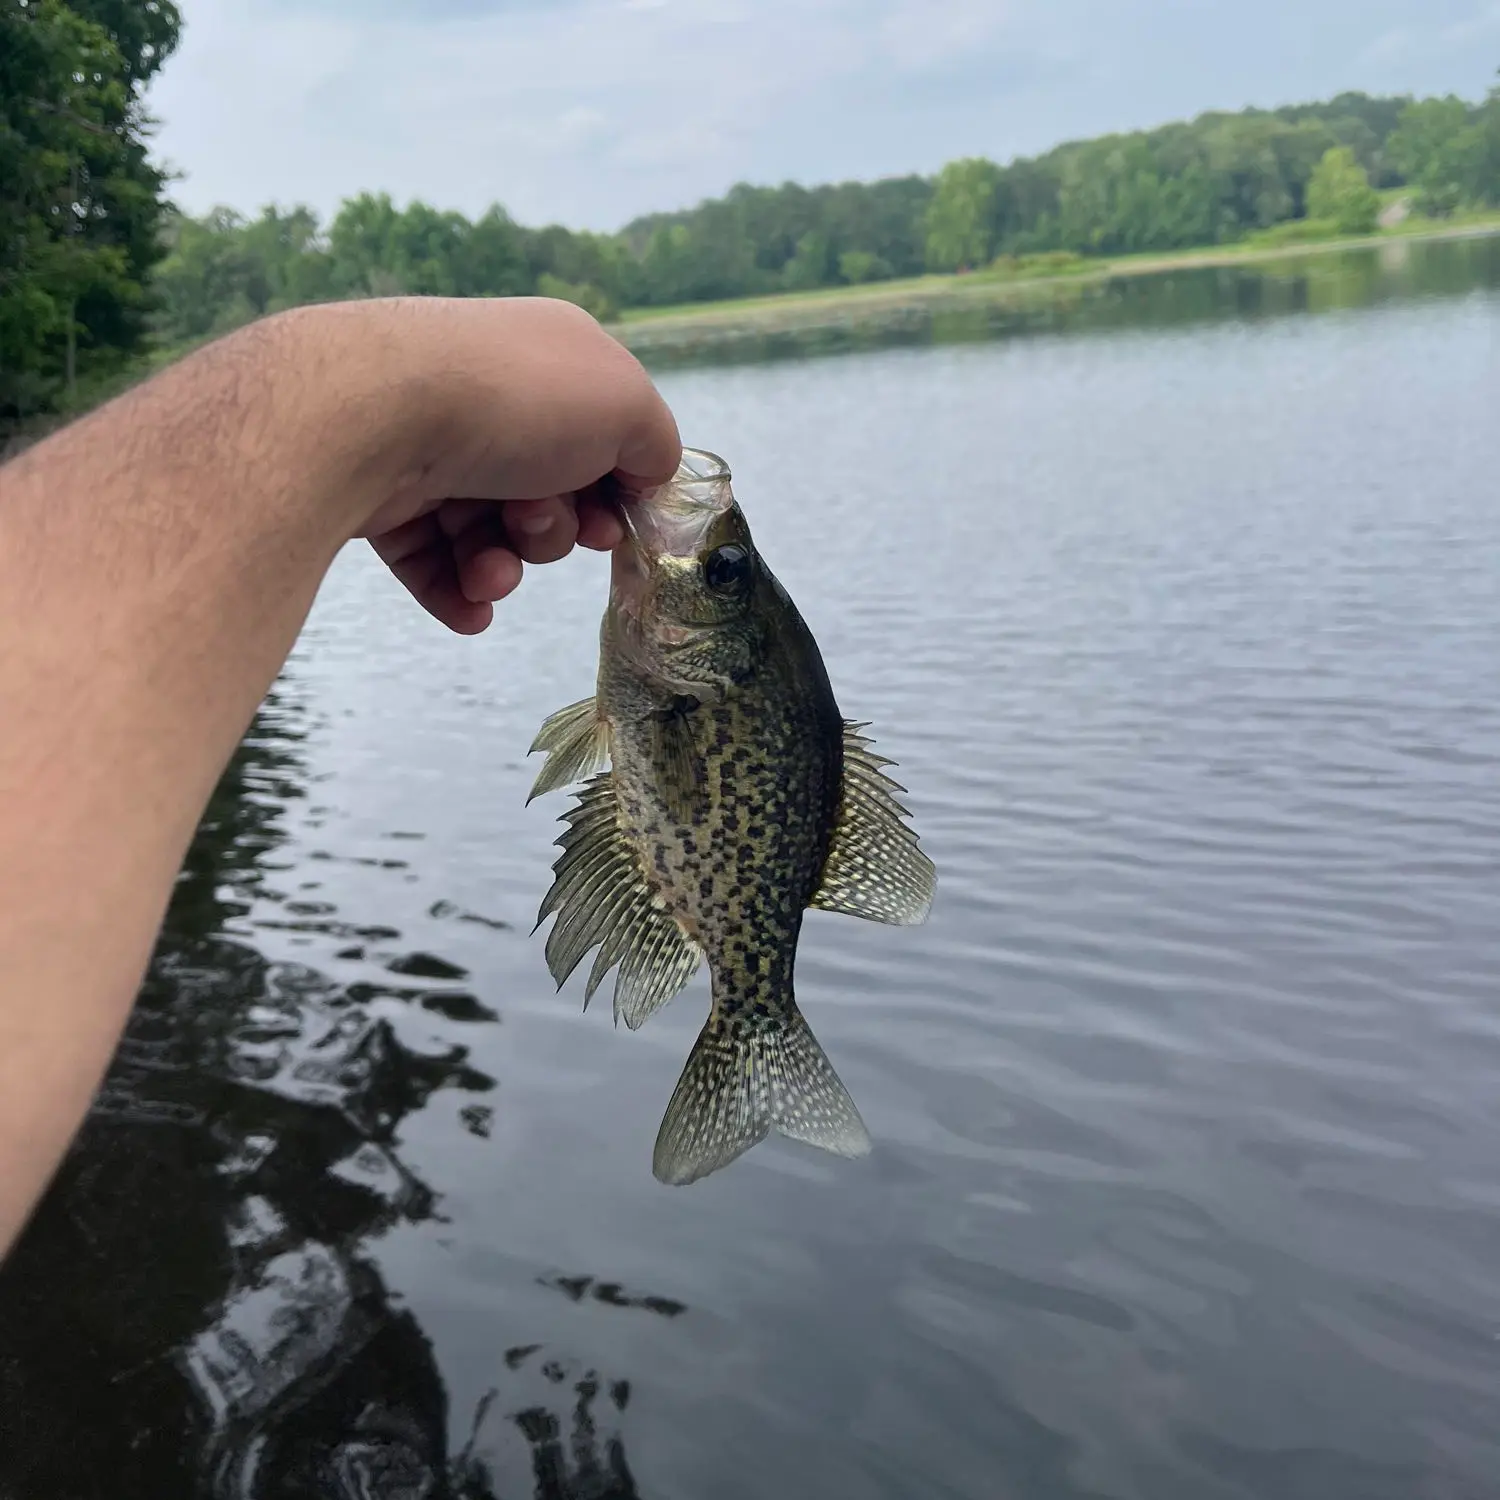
[608, 677, 840, 1020]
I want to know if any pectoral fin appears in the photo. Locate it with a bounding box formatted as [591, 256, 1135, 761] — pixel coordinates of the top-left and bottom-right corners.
[527, 697, 611, 802]
[648, 696, 703, 825]
[810, 721, 936, 926]
[536, 773, 702, 1028]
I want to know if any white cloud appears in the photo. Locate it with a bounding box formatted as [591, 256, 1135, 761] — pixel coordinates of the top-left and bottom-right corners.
[876, 0, 1012, 72]
[1353, 4, 1500, 88]
[1355, 27, 1417, 68]
[149, 0, 899, 224]
[1440, 2, 1500, 46]
[145, 0, 1500, 232]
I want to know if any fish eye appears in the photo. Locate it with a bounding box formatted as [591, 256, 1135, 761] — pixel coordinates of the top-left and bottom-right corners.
[703, 543, 751, 593]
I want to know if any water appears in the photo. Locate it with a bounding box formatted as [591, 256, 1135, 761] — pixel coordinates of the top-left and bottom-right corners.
[4, 238, 1500, 1500]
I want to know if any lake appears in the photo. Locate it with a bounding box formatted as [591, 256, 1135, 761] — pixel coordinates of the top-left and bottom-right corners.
[3, 237, 1500, 1500]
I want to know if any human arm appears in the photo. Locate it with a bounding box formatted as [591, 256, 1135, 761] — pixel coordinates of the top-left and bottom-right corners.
[0, 296, 680, 1255]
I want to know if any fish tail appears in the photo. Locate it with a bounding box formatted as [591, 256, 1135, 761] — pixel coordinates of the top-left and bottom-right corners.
[651, 1004, 872, 1186]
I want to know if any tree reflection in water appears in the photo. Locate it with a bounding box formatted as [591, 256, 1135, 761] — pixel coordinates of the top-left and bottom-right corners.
[0, 687, 651, 1500]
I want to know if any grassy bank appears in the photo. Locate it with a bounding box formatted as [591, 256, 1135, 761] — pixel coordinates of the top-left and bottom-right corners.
[608, 211, 1500, 357]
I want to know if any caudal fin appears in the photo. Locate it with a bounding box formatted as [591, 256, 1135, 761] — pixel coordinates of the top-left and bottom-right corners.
[651, 1007, 872, 1186]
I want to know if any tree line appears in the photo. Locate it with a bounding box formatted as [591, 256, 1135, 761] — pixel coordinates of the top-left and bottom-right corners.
[149, 77, 1500, 348]
[5, 0, 1500, 438]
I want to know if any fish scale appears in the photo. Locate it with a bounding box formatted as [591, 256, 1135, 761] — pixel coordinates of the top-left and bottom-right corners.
[527, 448, 935, 1185]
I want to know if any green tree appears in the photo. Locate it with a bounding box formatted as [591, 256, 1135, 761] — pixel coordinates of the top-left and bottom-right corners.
[1305, 145, 1380, 233]
[152, 202, 335, 343]
[1, 0, 181, 433]
[782, 230, 831, 290]
[924, 157, 1001, 270]
[535, 271, 617, 323]
[1387, 96, 1479, 214]
[820, 176, 931, 279]
[459, 205, 531, 297]
[246, 204, 334, 307]
[838, 249, 891, 284]
[531, 223, 643, 306]
[1268, 92, 1408, 183]
[327, 190, 403, 295]
[152, 207, 259, 341]
[633, 211, 758, 306]
[992, 158, 1063, 252]
[67, 0, 180, 80]
[386, 201, 470, 295]
[1474, 73, 1500, 205]
[1268, 118, 1342, 217]
[637, 223, 696, 305]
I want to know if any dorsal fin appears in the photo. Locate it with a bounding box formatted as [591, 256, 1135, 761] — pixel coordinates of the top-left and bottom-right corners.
[810, 721, 935, 926]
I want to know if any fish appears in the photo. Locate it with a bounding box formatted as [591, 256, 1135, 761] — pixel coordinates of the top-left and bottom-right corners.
[527, 448, 935, 1185]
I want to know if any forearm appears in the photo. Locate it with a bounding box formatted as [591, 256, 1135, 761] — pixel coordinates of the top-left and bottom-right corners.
[0, 309, 408, 1252]
[0, 294, 679, 1255]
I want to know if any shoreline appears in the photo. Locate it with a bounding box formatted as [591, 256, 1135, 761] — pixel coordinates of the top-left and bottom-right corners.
[607, 219, 1500, 357]
[6, 219, 1497, 457]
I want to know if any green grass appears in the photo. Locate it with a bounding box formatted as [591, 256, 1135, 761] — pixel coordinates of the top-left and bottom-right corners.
[613, 275, 957, 326]
[1379, 203, 1500, 236]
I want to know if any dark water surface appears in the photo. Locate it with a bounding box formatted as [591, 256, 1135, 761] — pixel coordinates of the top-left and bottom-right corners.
[4, 241, 1500, 1500]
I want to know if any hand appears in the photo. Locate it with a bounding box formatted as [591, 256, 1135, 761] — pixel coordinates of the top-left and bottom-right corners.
[368, 486, 628, 635]
[302, 296, 681, 634]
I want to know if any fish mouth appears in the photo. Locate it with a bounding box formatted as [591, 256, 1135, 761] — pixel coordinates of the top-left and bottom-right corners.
[618, 447, 733, 562]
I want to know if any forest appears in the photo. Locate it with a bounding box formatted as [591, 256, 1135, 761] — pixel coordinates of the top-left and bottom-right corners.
[5, 0, 1500, 438]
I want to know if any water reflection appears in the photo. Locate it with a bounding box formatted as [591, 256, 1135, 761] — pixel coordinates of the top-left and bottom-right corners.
[632, 231, 1500, 371]
[454, 1347, 639, 1500]
[0, 688, 655, 1500]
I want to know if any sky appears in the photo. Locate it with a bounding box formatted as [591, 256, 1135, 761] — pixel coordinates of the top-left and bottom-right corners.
[144, 0, 1500, 232]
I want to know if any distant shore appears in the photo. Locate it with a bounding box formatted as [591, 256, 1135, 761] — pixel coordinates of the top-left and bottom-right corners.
[6, 213, 1498, 461]
[609, 215, 1500, 363]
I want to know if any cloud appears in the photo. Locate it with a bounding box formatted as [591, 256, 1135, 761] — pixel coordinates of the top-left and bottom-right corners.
[1439, 2, 1500, 50]
[1354, 4, 1500, 88]
[876, 0, 1013, 71]
[263, 0, 588, 16]
[146, 0, 1500, 232]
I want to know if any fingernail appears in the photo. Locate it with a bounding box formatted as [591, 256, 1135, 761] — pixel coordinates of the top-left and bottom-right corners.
[517, 511, 556, 536]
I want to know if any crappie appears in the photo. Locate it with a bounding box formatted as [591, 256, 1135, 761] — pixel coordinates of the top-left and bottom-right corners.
[528, 448, 935, 1185]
